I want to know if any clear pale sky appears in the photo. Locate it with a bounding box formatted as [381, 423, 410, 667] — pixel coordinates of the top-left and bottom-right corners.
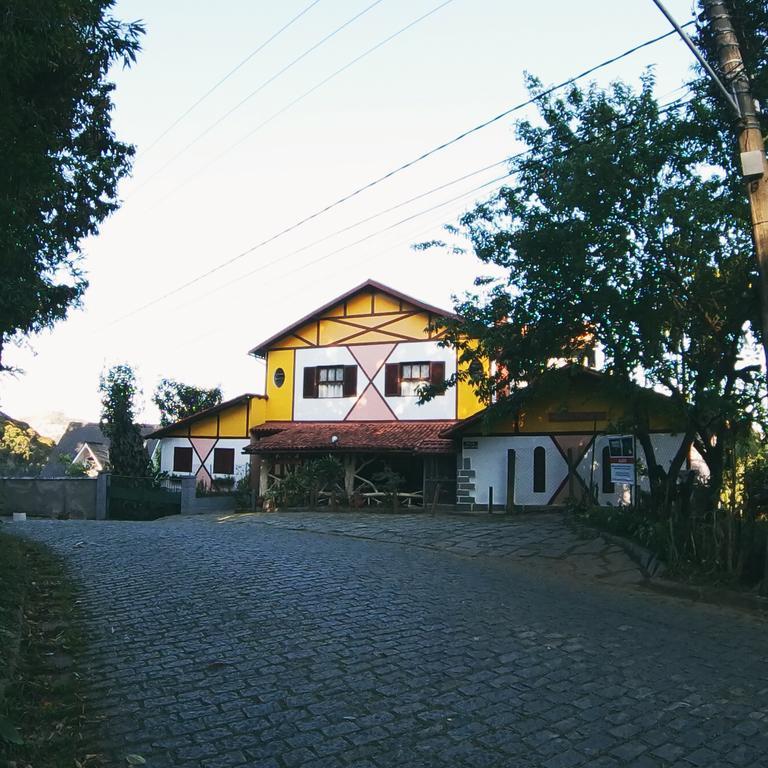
[2, 0, 699, 437]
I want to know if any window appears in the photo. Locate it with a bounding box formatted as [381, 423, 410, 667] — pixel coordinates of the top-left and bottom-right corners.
[173, 446, 193, 473]
[303, 366, 357, 398]
[384, 361, 446, 397]
[318, 366, 344, 398]
[601, 446, 615, 494]
[213, 448, 235, 475]
[400, 362, 431, 396]
[533, 446, 546, 493]
[273, 367, 285, 388]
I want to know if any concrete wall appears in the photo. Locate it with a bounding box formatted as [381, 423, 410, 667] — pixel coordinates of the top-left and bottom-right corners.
[0, 475, 107, 520]
[180, 478, 236, 515]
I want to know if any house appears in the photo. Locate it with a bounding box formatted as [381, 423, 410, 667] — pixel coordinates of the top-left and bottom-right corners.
[41, 422, 159, 478]
[243, 279, 485, 504]
[148, 394, 266, 488]
[443, 366, 689, 510]
[151, 279, 689, 509]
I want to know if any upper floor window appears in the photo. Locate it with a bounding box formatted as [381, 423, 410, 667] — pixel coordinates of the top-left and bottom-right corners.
[318, 366, 344, 398]
[303, 365, 357, 399]
[385, 361, 445, 397]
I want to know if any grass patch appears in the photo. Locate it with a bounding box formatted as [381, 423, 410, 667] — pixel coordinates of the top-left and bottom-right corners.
[0, 529, 96, 768]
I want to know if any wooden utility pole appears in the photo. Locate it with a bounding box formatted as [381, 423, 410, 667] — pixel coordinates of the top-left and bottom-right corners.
[702, 1, 768, 365]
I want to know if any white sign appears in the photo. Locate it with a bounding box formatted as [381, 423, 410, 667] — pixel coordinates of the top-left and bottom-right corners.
[608, 435, 635, 485]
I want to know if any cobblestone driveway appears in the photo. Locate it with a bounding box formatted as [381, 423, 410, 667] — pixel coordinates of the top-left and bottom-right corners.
[11, 515, 768, 768]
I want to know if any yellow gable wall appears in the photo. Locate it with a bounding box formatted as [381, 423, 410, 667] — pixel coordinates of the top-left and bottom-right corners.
[466, 377, 682, 435]
[249, 396, 267, 428]
[189, 414, 219, 436]
[457, 353, 487, 421]
[218, 403, 247, 436]
[267, 289, 441, 350]
[265, 349, 295, 421]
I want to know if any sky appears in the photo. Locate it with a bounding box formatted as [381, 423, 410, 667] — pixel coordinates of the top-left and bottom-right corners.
[2, 0, 700, 438]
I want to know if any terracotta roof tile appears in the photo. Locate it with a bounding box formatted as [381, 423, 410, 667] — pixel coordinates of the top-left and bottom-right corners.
[247, 421, 457, 454]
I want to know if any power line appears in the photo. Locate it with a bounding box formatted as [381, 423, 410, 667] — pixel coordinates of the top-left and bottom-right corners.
[139, 0, 323, 157]
[173, 94, 693, 311]
[111, 23, 694, 325]
[131, 0, 387, 195]
[152, 0, 459, 206]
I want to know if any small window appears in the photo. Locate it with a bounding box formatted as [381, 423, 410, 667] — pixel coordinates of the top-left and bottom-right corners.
[400, 362, 431, 396]
[273, 367, 285, 388]
[533, 446, 546, 493]
[173, 446, 193, 473]
[602, 446, 615, 494]
[213, 448, 235, 475]
[468, 359, 484, 381]
[318, 366, 344, 398]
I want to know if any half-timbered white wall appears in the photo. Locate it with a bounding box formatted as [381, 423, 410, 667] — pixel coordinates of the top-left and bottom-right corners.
[158, 437, 250, 483]
[293, 340, 457, 421]
[460, 433, 687, 508]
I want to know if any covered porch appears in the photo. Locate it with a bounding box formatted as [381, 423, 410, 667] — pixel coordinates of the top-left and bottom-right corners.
[245, 421, 457, 509]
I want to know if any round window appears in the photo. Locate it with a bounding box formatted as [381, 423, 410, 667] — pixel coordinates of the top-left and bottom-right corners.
[468, 359, 484, 381]
[273, 367, 286, 388]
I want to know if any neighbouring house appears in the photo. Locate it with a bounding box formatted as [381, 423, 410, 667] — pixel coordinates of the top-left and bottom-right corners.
[443, 366, 690, 511]
[147, 394, 266, 489]
[41, 422, 159, 478]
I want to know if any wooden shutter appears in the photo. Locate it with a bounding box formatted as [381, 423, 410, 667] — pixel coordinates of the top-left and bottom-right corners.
[384, 363, 400, 396]
[430, 361, 446, 394]
[343, 365, 358, 397]
[303, 366, 318, 398]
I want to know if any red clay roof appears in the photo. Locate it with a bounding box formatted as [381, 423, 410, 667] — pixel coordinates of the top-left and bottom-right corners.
[246, 421, 457, 454]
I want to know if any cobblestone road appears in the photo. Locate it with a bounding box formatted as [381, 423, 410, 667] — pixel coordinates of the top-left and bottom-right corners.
[10, 515, 768, 768]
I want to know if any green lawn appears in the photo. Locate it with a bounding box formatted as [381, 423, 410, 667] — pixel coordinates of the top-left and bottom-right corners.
[0, 528, 93, 767]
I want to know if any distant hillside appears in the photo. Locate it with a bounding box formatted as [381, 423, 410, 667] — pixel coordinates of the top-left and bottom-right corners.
[0, 412, 55, 476]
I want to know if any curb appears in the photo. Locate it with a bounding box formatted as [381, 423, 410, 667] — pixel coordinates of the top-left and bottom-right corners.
[575, 520, 768, 614]
[641, 577, 768, 613]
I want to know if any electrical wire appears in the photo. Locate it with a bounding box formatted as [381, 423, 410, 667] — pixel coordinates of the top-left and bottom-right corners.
[110, 23, 695, 325]
[151, 0, 459, 207]
[131, 0, 386, 195]
[139, 0, 323, 157]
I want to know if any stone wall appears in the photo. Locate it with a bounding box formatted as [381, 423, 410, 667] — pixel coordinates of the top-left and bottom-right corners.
[0, 475, 107, 520]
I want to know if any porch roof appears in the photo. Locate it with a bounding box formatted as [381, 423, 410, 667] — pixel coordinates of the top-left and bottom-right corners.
[246, 421, 457, 455]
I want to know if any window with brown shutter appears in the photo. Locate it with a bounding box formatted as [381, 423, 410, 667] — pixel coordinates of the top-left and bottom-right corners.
[385, 361, 447, 397]
[342, 365, 357, 397]
[173, 446, 193, 473]
[303, 366, 318, 398]
[213, 448, 235, 475]
[385, 363, 400, 396]
[430, 361, 445, 394]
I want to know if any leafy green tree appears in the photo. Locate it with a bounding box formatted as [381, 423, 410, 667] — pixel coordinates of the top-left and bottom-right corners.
[152, 379, 222, 426]
[0, 419, 54, 476]
[0, 1, 143, 371]
[422, 68, 764, 514]
[100, 364, 148, 477]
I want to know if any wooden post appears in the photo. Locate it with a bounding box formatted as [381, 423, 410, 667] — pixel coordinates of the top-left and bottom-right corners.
[488, 486, 493, 513]
[567, 448, 575, 499]
[506, 450, 516, 513]
[343, 455, 356, 502]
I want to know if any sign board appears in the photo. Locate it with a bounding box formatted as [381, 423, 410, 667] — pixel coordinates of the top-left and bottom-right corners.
[608, 435, 635, 485]
[463, 440, 479, 450]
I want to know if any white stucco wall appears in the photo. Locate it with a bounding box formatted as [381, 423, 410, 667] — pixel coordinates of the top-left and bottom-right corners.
[462, 432, 687, 507]
[292, 340, 457, 421]
[158, 437, 250, 480]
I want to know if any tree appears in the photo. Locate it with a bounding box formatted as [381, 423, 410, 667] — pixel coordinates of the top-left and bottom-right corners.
[421, 68, 764, 514]
[152, 379, 223, 426]
[0, 418, 54, 476]
[0, 1, 144, 371]
[100, 364, 148, 477]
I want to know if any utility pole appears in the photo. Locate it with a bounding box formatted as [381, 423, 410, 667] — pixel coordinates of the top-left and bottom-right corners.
[702, 1, 768, 366]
